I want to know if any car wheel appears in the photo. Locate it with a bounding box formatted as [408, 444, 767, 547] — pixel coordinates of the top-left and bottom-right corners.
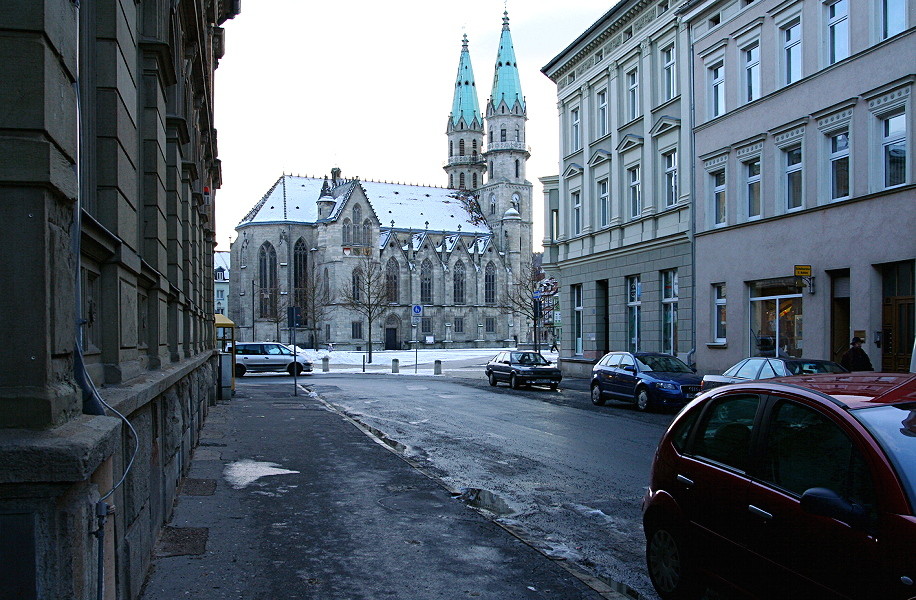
[288, 363, 303, 376]
[549, 383, 559, 391]
[488, 372, 498, 387]
[591, 385, 605, 406]
[510, 374, 521, 390]
[235, 364, 246, 377]
[636, 388, 652, 412]
[646, 523, 702, 600]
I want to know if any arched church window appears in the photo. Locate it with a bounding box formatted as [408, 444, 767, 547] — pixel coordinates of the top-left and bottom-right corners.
[453, 260, 466, 304]
[294, 239, 308, 309]
[420, 259, 433, 304]
[489, 194, 496, 215]
[515, 128, 520, 141]
[322, 268, 330, 303]
[485, 262, 497, 305]
[472, 173, 478, 189]
[342, 219, 351, 245]
[351, 268, 362, 302]
[459, 139, 465, 156]
[449, 174, 454, 188]
[362, 219, 372, 247]
[352, 204, 362, 227]
[258, 242, 278, 317]
[515, 159, 520, 178]
[459, 173, 465, 189]
[449, 141, 453, 157]
[501, 128, 507, 142]
[386, 257, 399, 304]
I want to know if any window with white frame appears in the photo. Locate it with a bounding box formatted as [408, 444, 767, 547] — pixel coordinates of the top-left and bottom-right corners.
[884, 0, 906, 38]
[883, 112, 907, 188]
[712, 169, 727, 225]
[598, 179, 609, 226]
[661, 44, 676, 102]
[783, 20, 802, 85]
[661, 270, 678, 356]
[628, 166, 641, 218]
[626, 68, 639, 121]
[626, 275, 641, 353]
[663, 150, 678, 207]
[710, 62, 725, 117]
[571, 107, 581, 151]
[572, 284, 583, 355]
[827, 0, 849, 65]
[572, 191, 582, 234]
[597, 89, 608, 137]
[745, 157, 761, 218]
[713, 283, 727, 343]
[744, 42, 760, 102]
[829, 130, 850, 199]
[785, 146, 803, 209]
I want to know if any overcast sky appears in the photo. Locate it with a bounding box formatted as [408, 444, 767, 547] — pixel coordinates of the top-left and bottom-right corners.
[213, 0, 615, 251]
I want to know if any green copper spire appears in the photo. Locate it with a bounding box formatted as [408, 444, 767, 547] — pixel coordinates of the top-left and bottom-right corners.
[490, 11, 525, 111]
[450, 34, 482, 127]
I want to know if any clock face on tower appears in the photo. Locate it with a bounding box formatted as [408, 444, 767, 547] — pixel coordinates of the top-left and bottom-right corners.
[511, 193, 520, 209]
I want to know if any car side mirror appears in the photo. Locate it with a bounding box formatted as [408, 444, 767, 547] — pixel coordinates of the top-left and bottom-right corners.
[622, 365, 636, 372]
[800, 487, 868, 528]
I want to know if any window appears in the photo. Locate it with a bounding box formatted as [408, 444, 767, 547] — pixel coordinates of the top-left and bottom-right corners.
[515, 128, 520, 142]
[454, 317, 464, 334]
[258, 242, 278, 318]
[785, 146, 803, 209]
[386, 257, 399, 303]
[342, 218, 352, 245]
[712, 169, 726, 225]
[572, 191, 582, 234]
[628, 166, 641, 218]
[597, 90, 608, 137]
[490, 194, 496, 215]
[598, 179, 609, 226]
[351, 321, 363, 339]
[472, 173, 478, 189]
[352, 205, 362, 241]
[746, 158, 761, 218]
[627, 275, 641, 353]
[453, 260, 466, 304]
[662, 44, 676, 102]
[501, 128, 507, 142]
[421, 317, 432, 334]
[571, 107, 581, 151]
[572, 284, 583, 355]
[884, 0, 906, 38]
[663, 150, 678, 207]
[627, 68, 639, 121]
[744, 43, 760, 102]
[459, 173, 466, 189]
[827, 0, 849, 65]
[829, 130, 850, 199]
[662, 270, 679, 355]
[691, 395, 760, 472]
[710, 62, 725, 117]
[714, 284, 727, 342]
[551, 209, 559, 241]
[783, 21, 802, 85]
[293, 239, 308, 308]
[883, 112, 907, 188]
[484, 262, 497, 304]
[515, 159, 520, 179]
[420, 259, 433, 304]
[362, 219, 371, 247]
[459, 139, 465, 156]
[750, 279, 803, 357]
[485, 317, 496, 333]
[351, 268, 362, 302]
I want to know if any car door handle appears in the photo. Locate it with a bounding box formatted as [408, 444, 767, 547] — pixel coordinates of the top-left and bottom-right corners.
[676, 474, 694, 487]
[748, 505, 773, 520]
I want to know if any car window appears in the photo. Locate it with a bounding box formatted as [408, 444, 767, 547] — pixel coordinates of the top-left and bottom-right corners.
[671, 406, 701, 452]
[265, 344, 284, 355]
[236, 345, 259, 355]
[734, 359, 763, 379]
[784, 360, 845, 375]
[638, 355, 693, 373]
[691, 394, 760, 471]
[605, 354, 622, 368]
[760, 400, 876, 512]
[758, 359, 778, 379]
[853, 404, 916, 509]
[722, 360, 747, 377]
[618, 354, 635, 370]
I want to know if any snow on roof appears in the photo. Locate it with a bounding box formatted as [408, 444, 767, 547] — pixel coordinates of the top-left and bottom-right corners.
[214, 251, 231, 271]
[237, 175, 325, 226]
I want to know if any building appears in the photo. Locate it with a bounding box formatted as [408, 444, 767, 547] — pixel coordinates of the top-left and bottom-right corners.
[682, 0, 915, 373]
[229, 12, 534, 351]
[541, 0, 694, 377]
[215, 251, 231, 315]
[0, 1, 238, 598]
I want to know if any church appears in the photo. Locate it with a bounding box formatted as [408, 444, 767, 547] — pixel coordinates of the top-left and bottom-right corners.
[229, 13, 533, 350]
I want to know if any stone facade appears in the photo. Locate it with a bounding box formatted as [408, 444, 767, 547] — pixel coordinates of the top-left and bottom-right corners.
[0, 1, 238, 598]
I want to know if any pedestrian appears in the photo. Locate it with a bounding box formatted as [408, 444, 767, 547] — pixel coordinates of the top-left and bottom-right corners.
[327, 342, 334, 353]
[549, 337, 558, 353]
[840, 337, 874, 372]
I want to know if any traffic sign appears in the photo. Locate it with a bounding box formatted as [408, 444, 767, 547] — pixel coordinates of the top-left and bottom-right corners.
[412, 304, 424, 316]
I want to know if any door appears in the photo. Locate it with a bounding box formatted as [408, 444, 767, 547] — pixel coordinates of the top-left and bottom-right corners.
[613, 353, 638, 399]
[882, 296, 914, 372]
[385, 327, 398, 350]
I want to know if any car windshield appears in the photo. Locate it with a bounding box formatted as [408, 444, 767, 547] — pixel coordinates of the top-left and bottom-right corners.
[783, 360, 846, 375]
[636, 355, 693, 373]
[852, 403, 916, 509]
[510, 352, 549, 366]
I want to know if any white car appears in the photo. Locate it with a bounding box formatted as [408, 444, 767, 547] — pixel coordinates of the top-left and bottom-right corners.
[232, 342, 313, 377]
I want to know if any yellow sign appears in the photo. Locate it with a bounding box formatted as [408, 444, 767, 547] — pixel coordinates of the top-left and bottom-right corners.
[794, 265, 812, 277]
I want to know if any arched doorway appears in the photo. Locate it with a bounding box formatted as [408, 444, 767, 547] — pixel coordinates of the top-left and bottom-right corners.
[384, 314, 401, 350]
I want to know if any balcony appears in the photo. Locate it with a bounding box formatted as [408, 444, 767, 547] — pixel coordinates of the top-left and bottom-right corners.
[443, 154, 486, 167]
[485, 141, 531, 153]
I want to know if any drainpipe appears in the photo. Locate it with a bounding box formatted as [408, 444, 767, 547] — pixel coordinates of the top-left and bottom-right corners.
[685, 14, 699, 370]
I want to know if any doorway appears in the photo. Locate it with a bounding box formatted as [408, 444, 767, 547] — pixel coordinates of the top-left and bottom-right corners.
[385, 328, 398, 351]
[880, 261, 914, 372]
[829, 270, 850, 364]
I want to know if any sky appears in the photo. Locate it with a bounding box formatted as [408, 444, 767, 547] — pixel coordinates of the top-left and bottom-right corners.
[213, 0, 617, 252]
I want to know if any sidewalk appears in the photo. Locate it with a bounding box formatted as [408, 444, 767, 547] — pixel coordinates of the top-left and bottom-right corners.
[139, 380, 617, 600]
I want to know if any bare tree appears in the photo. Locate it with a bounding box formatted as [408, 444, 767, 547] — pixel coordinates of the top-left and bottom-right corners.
[338, 248, 389, 363]
[502, 254, 545, 350]
[259, 287, 290, 342]
[295, 258, 334, 349]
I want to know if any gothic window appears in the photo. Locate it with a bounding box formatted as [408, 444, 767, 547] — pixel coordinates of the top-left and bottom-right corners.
[449, 174, 454, 188]
[515, 159, 520, 178]
[485, 262, 497, 305]
[501, 128, 507, 142]
[293, 238, 308, 309]
[362, 219, 372, 247]
[353, 204, 362, 224]
[472, 139, 478, 156]
[472, 173, 478, 188]
[342, 218, 352, 245]
[459, 139, 465, 156]
[449, 140, 453, 156]
[459, 173, 466, 189]
[258, 242, 277, 317]
[352, 206, 362, 243]
[490, 194, 496, 215]
[453, 260, 466, 304]
[322, 268, 330, 302]
[386, 257, 399, 303]
[351, 268, 362, 302]
[420, 259, 433, 304]
[515, 127, 520, 141]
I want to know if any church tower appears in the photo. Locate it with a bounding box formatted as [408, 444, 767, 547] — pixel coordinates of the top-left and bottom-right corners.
[444, 34, 486, 191]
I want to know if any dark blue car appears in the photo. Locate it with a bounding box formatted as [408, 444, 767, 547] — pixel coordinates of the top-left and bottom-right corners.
[591, 352, 701, 412]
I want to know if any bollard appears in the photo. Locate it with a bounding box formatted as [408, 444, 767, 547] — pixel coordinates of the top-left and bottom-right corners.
[392, 358, 399, 373]
[322, 356, 329, 372]
[434, 359, 442, 375]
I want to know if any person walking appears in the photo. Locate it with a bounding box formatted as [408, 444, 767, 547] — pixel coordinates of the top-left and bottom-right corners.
[841, 337, 874, 371]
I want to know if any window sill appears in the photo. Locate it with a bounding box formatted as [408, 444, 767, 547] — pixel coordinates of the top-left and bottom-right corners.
[706, 342, 728, 349]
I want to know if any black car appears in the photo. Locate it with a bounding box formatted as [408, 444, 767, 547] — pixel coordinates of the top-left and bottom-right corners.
[700, 356, 847, 391]
[591, 352, 701, 411]
[486, 351, 562, 390]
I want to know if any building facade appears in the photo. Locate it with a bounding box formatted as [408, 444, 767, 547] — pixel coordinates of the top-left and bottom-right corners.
[215, 251, 231, 315]
[229, 13, 535, 351]
[0, 1, 238, 598]
[541, 0, 695, 377]
[684, 0, 915, 373]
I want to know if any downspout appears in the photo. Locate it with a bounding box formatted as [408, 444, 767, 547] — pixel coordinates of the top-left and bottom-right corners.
[686, 14, 699, 370]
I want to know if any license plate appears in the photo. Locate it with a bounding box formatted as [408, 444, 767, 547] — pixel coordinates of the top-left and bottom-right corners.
[535, 379, 552, 384]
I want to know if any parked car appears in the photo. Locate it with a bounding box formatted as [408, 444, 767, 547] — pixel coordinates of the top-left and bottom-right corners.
[701, 356, 847, 390]
[232, 342, 313, 377]
[643, 372, 916, 600]
[485, 351, 562, 390]
[591, 352, 701, 411]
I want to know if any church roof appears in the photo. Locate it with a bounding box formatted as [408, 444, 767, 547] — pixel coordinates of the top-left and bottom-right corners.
[450, 35, 482, 127]
[490, 12, 525, 111]
[237, 175, 324, 225]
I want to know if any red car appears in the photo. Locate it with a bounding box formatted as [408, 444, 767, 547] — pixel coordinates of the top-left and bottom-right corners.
[642, 373, 916, 600]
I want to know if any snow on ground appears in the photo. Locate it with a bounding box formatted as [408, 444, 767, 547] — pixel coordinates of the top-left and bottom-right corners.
[283, 346, 559, 369]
